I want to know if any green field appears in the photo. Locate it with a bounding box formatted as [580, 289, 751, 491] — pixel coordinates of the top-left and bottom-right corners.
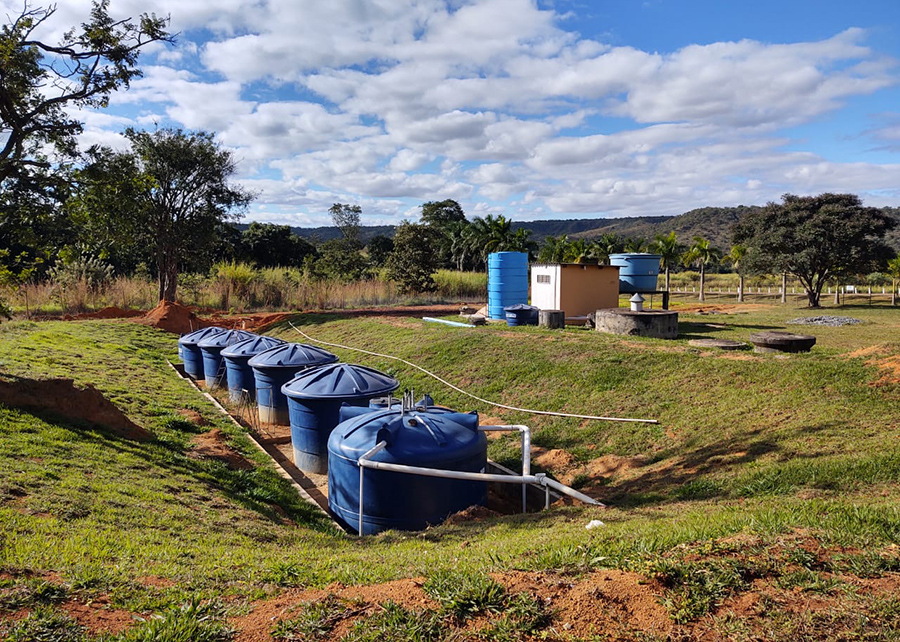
[1, 304, 899, 641]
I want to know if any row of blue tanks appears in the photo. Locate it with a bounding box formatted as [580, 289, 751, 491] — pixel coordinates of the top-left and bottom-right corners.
[177, 327, 487, 535]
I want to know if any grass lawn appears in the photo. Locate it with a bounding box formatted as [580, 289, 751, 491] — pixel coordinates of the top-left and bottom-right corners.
[0, 302, 899, 641]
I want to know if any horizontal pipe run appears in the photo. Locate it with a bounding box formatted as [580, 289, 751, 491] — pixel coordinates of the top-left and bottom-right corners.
[422, 317, 475, 328]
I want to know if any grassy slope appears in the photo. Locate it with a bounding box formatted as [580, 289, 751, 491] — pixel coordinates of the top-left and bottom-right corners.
[0, 307, 899, 639]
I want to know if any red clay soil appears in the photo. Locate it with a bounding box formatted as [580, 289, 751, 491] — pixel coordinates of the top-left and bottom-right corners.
[138, 300, 212, 335]
[0, 377, 149, 440]
[230, 570, 671, 642]
[189, 429, 253, 470]
[61, 597, 137, 636]
[176, 408, 209, 427]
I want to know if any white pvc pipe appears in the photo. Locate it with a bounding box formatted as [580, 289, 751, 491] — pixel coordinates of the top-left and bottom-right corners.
[479, 424, 530, 512]
[357, 441, 387, 536]
[422, 317, 474, 328]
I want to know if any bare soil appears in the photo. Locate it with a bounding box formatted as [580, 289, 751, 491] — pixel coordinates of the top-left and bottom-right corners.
[189, 429, 253, 470]
[0, 376, 149, 440]
[61, 597, 136, 636]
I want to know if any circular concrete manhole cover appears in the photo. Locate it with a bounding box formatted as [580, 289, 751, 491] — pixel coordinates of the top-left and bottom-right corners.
[748, 331, 816, 353]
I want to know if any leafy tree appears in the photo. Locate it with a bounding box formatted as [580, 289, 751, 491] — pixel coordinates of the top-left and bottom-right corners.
[0, 1, 171, 183]
[366, 235, 394, 267]
[420, 199, 466, 268]
[420, 199, 466, 227]
[447, 221, 478, 271]
[723, 243, 747, 302]
[241, 222, 316, 268]
[329, 203, 362, 242]
[682, 236, 721, 302]
[887, 255, 900, 306]
[537, 235, 570, 263]
[467, 214, 530, 267]
[733, 193, 895, 307]
[651, 231, 683, 291]
[312, 238, 369, 282]
[564, 239, 595, 264]
[70, 128, 252, 302]
[386, 222, 441, 293]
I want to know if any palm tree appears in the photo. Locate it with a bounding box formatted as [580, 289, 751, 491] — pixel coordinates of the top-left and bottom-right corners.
[446, 221, 475, 271]
[650, 231, 683, 291]
[723, 244, 748, 302]
[537, 235, 570, 263]
[623, 237, 647, 253]
[683, 236, 722, 302]
[467, 214, 519, 267]
[506, 228, 538, 260]
[593, 233, 623, 265]
[565, 239, 595, 264]
[888, 255, 900, 306]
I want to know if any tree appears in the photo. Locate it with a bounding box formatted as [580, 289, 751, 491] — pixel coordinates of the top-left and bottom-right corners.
[683, 236, 721, 302]
[733, 193, 895, 307]
[420, 199, 466, 268]
[366, 235, 394, 267]
[329, 203, 362, 242]
[420, 199, 466, 227]
[386, 222, 441, 293]
[537, 235, 570, 263]
[466, 214, 520, 267]
[723, 243, 748, 302]
[623, 237, 647, 253]
[71, 128, 252, 302]
[241, 222, 315, 268]
[651, 231, 683, 291]
[593, 233, 623, 265]
[0, 1, 171, 184]
[888, 255, 900, 307]
[564, 239, 595, 264]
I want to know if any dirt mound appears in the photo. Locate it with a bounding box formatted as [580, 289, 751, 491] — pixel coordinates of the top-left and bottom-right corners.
[139, 300, 211, 334]
[444, 504, 501, 525]
[73, 306, 144, 320]
[0, 377, 149, 440]
[189, 429, 253, 470]
[532, 447, 576, 470]
[176, 408, 208, 427]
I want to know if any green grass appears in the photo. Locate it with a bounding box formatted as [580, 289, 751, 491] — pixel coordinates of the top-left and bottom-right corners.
[0, 308, 899, 639]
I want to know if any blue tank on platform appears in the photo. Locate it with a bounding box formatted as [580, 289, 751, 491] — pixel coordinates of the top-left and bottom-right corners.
[248, 343, 338, 425]
[281, 364, 400, 474]
[177, 327, 227, 381]
[487, 251, 528, 320]
[198, 329, 258, 389]
[220, 335, 286, 401]
[608, 253, 662, 293]
[328, 406, 487, 535]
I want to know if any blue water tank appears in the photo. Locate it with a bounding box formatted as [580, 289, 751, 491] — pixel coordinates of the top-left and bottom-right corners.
[220, 336, 286, 402]
[281, 364, 400, 474]
[487, 252, 528, 320]
[328, 406, 487, 535]
[504, 303, 538, 327]
[609, 253, 662, 293]
[178, 327, 227, 380]
[248, 344, 339, 425]
[198, 330, 258, 389]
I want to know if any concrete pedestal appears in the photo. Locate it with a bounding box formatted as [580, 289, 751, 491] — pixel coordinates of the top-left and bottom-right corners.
[594, 308, 678, 339]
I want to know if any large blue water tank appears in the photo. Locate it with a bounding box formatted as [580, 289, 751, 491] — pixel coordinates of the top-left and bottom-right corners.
[282, 364, 400, 474]
[328, 406, 487, 535]
[198, 330, 258, 389]
[487, 252, 528, 320]
[609, 253, 662, 293]
[221, 336, 286, 402]
[248, 344, 338, 425]
[178, 327, 227, 380]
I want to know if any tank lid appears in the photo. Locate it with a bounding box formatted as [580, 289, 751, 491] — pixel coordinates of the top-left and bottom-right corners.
[503, 303, 537, 312]
[282, 363, 399, 400]
[221, 335, 286, 359]
[248, 343, 338, 369]
[329, 407, 482, 464]
[608, 253, 662, 259]
[197, 329, 258, 349]
[178, 326, 227, 346]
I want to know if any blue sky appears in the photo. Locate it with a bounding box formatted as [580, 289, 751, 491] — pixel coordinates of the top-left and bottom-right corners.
[11, 0, 900, 226]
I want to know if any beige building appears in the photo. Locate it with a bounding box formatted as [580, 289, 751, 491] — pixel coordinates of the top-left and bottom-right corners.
[530, 263, 620, 317]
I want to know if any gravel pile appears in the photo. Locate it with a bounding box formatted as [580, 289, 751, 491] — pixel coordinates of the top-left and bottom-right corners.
[787, 316, 861, 327]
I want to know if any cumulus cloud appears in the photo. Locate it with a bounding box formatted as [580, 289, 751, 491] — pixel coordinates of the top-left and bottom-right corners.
[5, 0, 899, 222]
